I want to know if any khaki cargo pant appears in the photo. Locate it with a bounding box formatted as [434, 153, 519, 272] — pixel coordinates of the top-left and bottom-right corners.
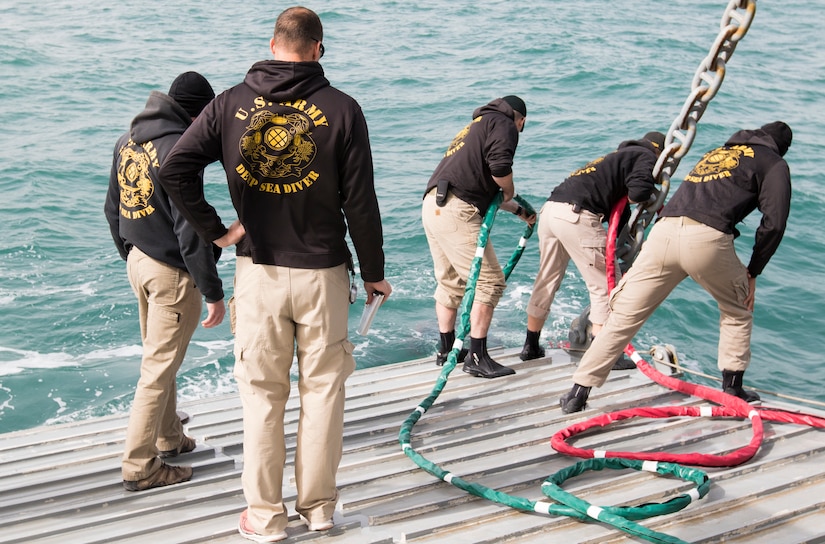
[422, 189, 506, 309]
[527, 201, 620, 326]
[122, 247, 201, 480]
[573, 216, 752, 388]
[233, 257, 354, 535]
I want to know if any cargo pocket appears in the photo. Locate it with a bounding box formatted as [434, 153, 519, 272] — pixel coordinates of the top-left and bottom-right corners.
[732, 274, 750, 306]
[607, 276, 630, 311]
[581, 236, 607, 273]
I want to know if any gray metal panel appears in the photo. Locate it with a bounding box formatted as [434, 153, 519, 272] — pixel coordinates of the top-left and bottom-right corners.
[1, 348, 823, 543]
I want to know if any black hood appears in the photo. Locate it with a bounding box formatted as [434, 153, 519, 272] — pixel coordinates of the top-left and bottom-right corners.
[758, 121, 793, 156]
[243, 60, 331, 102]
[129, 91, 191, 144]
[473, 97, 519, 120]
[725, 126, 790, 157]
[616, 137, 659, 155]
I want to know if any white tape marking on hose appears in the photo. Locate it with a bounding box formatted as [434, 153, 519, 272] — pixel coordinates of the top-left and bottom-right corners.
[534, 501, 552, 514]
[586, 505, 604, 519]
[642, 460, 659, 473]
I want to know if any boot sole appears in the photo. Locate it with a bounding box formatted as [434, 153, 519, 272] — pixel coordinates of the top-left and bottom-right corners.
[462, 366, 515, 379]
[519, 350, 545, 361]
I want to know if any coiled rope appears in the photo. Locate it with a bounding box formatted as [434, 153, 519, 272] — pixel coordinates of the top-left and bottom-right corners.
[552, 201, 825, 461]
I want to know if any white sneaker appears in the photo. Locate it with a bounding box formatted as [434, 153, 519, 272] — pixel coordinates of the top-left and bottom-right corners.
[301, 515, 334, 531]
[238, 509, 287, 543]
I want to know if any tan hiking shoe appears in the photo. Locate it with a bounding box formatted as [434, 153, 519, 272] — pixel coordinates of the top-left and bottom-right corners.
[123, 463, 192, 492]
[159, 435, 196, 458]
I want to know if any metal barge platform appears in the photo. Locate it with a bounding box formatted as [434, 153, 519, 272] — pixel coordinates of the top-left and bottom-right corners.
[1, 347, 824, 543]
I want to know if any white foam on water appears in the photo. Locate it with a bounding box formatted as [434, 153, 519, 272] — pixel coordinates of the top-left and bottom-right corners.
[0, 346, 80, 377]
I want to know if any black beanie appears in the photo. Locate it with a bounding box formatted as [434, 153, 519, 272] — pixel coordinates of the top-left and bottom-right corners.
[501, 95, 527, 117]
[643, 131, 666, 151]
[168, 71, 215, 118]
[759, 121, 793, 157]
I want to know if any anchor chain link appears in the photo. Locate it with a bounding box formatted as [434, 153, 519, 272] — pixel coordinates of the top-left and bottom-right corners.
[616, 0, 757, 270]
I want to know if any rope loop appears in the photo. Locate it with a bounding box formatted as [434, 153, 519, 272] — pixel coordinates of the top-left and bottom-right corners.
[543, 457, 710, 543]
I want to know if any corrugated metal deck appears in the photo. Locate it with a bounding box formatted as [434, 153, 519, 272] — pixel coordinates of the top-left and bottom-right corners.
[1, 347, 824, 543]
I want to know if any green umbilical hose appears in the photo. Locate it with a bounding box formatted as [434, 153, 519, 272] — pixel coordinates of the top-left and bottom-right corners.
[399, 193, 706, 544]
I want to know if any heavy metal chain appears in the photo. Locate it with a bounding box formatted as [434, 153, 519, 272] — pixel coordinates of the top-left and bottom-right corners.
[615, 0, 757, 270]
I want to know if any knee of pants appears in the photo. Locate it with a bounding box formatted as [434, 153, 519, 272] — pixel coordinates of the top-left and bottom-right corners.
[473, 278, 505, 307]
[526, 302, 551, 322]
[588, 301, 610, 325]
[435, 285, 464, 309]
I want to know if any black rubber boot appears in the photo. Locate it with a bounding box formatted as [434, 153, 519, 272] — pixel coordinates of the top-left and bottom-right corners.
[436, 348, 468, 366]
[611, 353, 636, 370]
[519, 330, 545, 361]
[560, 384, 591, 414]
[721, 370, 761, 403]
[463, 337, 515, 378]
[578, 333, 634, 370]
[435, 331, 467, 366]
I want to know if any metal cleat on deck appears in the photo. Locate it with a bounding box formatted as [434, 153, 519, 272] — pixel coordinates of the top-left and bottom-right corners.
[650, 343, 680, 374]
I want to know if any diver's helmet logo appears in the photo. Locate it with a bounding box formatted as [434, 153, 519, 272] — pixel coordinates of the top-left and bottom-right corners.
[240, 110, 316, 179]
[692, 148, 742, 178]
[117, 144, 154, 210]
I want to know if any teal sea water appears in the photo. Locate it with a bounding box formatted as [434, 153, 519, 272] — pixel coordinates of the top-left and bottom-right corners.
[1, 1, 823, 434]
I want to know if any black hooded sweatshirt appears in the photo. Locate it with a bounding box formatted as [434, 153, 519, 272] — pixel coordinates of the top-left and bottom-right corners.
[659, 128, 792, 277]
[424, 98, 521, 214]
[104, 91, 223, 303]
[159, 61, 386, 283]
[547, 138, 659, 219]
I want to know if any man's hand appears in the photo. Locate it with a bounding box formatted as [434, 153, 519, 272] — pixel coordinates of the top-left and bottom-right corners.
[744, 274, 756, 312]
[364, 279, 393, 305]
[500, 199, 536, 226]
[522, 210, 537, 227]
[214, 220, 246, 248]
[202, 299, 226, 328]
[515, 205, 537, 226]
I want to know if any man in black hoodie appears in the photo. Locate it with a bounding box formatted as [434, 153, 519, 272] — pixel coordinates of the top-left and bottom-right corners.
[423, 95, 533, 379]
[519, 132, 664, 365]
[105, 72, 224, 491]
[158, 7, 392, 542]
[559, 122, 793, 414]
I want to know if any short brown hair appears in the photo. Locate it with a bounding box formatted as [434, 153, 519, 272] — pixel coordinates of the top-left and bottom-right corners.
[273, 6, 323, 56]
